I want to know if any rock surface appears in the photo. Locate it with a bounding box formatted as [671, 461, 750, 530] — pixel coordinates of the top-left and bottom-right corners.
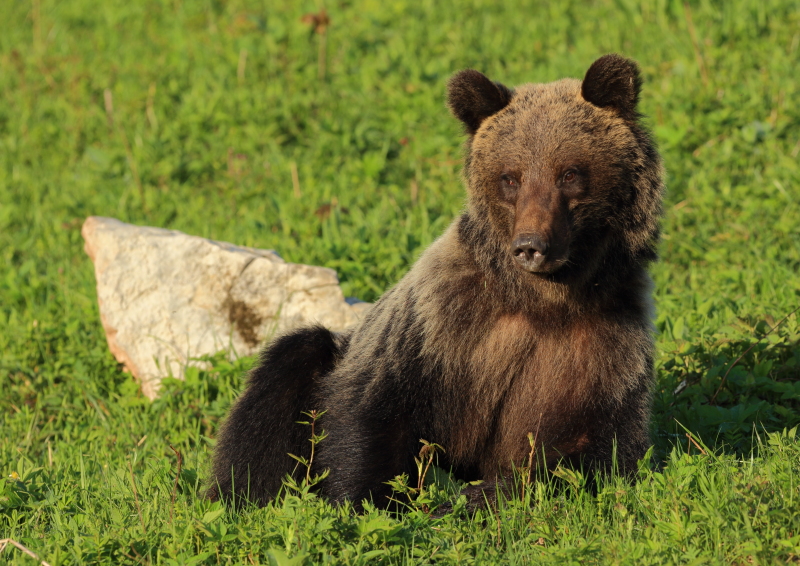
[82, 216, 369, 399]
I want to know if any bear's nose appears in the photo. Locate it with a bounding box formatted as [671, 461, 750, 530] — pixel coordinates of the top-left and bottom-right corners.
[511, 234, 549, 270]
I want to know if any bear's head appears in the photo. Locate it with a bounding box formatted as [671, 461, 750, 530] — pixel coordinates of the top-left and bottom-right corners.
[448, 55, 663, 289]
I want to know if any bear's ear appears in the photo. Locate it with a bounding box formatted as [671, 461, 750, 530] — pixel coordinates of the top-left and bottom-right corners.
[581, 54, 642, 120]
[447, 70, 513, 135]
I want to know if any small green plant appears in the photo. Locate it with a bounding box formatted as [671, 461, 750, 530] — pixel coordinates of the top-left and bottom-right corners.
[386, 439, 448, 513]
[516, 418, 546, 493]
[286, 409, 330, 494]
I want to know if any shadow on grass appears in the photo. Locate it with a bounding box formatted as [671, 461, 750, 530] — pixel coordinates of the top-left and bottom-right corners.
[652, 328, 799, 461]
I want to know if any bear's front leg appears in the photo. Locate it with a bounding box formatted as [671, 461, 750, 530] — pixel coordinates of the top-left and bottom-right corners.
[316, 378, 422, 510]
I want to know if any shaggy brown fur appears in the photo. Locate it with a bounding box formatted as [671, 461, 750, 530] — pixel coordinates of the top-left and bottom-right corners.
[209, 54, 664, 509]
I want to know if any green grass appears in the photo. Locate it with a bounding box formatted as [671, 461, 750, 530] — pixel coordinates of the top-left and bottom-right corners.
[1, 0, 799, 563]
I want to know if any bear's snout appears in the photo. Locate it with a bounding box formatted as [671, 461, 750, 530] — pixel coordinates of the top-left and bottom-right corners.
[511, 233, 563, 273]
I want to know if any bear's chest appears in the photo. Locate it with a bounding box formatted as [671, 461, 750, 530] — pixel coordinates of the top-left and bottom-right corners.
[467, 311, 618, 394]
[454, 310, 645, 465]
[438, 312, 595, 459]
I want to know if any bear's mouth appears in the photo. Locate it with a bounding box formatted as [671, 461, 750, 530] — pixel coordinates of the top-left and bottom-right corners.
[513, 254, 568, 275]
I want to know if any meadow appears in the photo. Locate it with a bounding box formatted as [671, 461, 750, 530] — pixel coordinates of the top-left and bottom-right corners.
[1, 0, 799, 563]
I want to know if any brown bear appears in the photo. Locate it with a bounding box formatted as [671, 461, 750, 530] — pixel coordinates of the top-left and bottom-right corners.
[208, 54, 664, 509]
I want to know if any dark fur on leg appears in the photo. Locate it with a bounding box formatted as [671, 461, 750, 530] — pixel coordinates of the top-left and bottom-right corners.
[207, 326, 346, 507]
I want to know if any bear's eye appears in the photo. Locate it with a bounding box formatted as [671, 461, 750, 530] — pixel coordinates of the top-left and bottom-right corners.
[500, 174, 517, 187]
[562, 170, 577, 183]
[499, 174, 518, 202]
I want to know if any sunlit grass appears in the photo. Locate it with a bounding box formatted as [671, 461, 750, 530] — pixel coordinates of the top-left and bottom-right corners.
[1, 0, 799, 563]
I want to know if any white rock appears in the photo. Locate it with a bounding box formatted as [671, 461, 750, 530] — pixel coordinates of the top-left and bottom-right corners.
[82, 216, 369, 399]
